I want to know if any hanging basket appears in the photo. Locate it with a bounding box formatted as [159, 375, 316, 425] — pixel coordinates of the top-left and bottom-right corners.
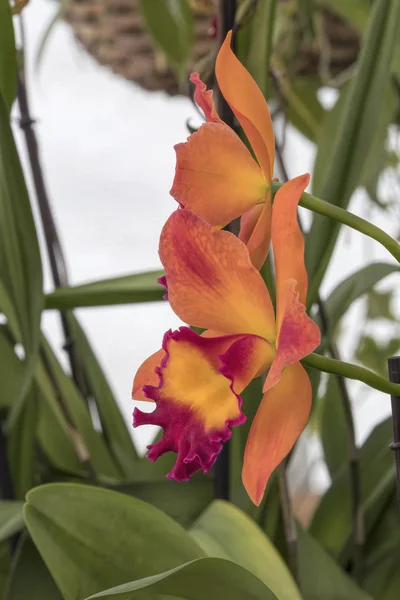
[63, 0, 360, 96]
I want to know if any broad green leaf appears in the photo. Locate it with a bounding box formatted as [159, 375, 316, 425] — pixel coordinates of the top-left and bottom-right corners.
[319, 375, 348, 480]
[114, 478, 213, 527]
[355, 336, 400, 380]
[298, 527, 373, 600]
[324, 263, 399, 333]
[0, 93, 43, 427]
[40, 336, 123, 480]
[320, 0, 370, 34]
[86, 557, 278, 600]
[279, 77, 323, 142]
[35, 356, 87, 476]
[45, 270, 164, 310]
[190, 500, 302, 600]
[246, 0, 277, 98]
[0, 543, 11, 598]
[6, 534, 63, 600]
[0, 0, 17, 110]
[24, 483, 205, 600]
[7, 385, 38, 498]
[0, 501, 24, 542]
[366, 290, 396, 321]
[306, 0, 400, 303]
[66, 314, 139, 476]
[363, 539, 400, 600]
[0, 327, 22, 409]
[310, 417, 395, 563]
[139, 0, 194, 78]
[360, 85, 399, 207]
[362, 491, 400, 599]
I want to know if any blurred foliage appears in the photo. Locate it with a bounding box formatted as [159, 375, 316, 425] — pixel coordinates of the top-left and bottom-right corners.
[0, 1, 400, 599]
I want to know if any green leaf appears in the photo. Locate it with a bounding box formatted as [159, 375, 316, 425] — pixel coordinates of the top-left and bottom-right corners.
[306, 0, 400, 303]
[310, 417, 395, 563]
[0, 501, 24, 542]
[86, 557, 278, 600]
[5, 534, 63, 600]
[319, 0, 370, 34]
[39, 336, 123, 480]
[139, 0, 193, 78]
[0, 0, 17, 110]
[355, 336, 400, 380]
[366, 289, 396, 321]
[0, 92, 44, 427]
[0, 327, 22, 409]
[114, 478, 213, 527]
[65, 314, 139, 476]
[319, 375, 348, 480]
[0, 543, 11, 598]
[45, 270, 164, 310]
[24, 483, 205, 600]
[190, 500, 302, 600]
[298, 527, 373, 600]
[246, 0, 277, 98]
[6, 385, 38, 498]
[324, 263, 399, 333]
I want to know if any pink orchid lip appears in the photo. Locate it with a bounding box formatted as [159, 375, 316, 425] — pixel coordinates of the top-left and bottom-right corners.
[132, 327, 246, 481]
[157, 275, 168, 300]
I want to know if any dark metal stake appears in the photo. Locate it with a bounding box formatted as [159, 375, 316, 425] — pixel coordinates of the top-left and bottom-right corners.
[213, 0, 237, 501]
[388, 356, 400, 503]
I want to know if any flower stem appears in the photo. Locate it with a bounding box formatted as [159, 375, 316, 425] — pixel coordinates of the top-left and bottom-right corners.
[271, 182, 400, 265]
[303, 353, 400, 396]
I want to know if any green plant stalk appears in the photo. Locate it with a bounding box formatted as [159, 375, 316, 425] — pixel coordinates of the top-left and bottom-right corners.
[271, 182, 400, 270]
[303, 354, 400, 396]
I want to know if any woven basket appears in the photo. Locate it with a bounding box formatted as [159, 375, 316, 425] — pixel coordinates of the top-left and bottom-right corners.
[64, 0, 360, 96]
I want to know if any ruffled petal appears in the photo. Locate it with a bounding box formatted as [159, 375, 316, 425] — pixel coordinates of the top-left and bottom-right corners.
[216, 31, 275, 180]
[190, 72, 222, 124]
[263, 279, 320, 393]
[242, 362, 312, 505]
[132, 348, 165, 401]
[159, 209, 276, 340]
[272, 174, 310, 314]
[133, 327, 272, 481]
[170, 123, 267, 228]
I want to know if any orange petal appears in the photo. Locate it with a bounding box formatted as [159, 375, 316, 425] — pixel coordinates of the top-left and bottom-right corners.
[159, 210, 276, 340]
[216, 31, 275, 179]
[170, 123, 267, 228]
[239, 191, 272, 270]
[190, 72, 222, 124]
[133, 327, 271, 481]
[132, 348, 165, 401]
[272, 174, 310, 314]
[242, 362, 311, 505]
[263, 279, 320, 393]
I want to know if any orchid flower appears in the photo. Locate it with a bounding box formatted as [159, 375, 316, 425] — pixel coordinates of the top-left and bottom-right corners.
[132, 175, 320, 505]
[170, 31, 275, 270]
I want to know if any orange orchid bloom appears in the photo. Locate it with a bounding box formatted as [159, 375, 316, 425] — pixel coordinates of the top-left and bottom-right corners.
[132, 174, 320, 505]
[170, 31, 275, 270]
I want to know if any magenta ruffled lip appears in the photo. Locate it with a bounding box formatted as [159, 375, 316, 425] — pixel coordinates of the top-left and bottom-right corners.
[157, 275, 168, 300]
[132, 326, 246, 482]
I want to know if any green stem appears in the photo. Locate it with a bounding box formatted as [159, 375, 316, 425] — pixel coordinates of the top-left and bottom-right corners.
[303, 353, 400, 396]
[271, 182, 400, 264]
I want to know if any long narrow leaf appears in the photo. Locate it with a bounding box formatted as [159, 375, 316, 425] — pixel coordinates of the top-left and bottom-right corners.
[306, 0, 400, 303]
[0, 0, 17, 110]
[0, 94, 43, 428]
[45, 271, 164, 310]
